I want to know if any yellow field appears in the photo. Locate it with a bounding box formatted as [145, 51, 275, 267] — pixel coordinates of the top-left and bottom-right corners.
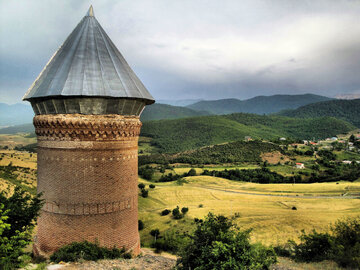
[138, 176, 360, 246]
[1, 145, 359, 249]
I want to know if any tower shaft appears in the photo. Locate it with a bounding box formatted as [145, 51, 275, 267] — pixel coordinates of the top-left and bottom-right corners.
[33, 114, 141, 256]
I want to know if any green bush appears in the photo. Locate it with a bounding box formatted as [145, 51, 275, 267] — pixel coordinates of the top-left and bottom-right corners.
[149, 184, 156, 189]
[138, 183, 145, 189]
[161, 209, 171, 216]
[281, 216, 360, 268]
[181, 207, 189, 215]
[151, 230, 190, 253]
[331, 217, 360, 268]
[138, 220, 144, 231]
[0, 187, 43, 269]
[290, 230, 333, 262]
[50, 241, 130, 262]
[177, 213, 277, 269]
[140, 189, 149, 198]
[172, 206, 182, 219]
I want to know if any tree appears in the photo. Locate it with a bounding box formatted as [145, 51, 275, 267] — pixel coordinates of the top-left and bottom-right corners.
[186, 168, 196, 176]
[0, 187, 43, 269]
[172, 206, 182, 219]
[140, 189, 148, 198]
[138, 183, 145, 189]
[177, 213, 277, 270]
[181, 207, 189, 215]
[150, 229, 160, 242]
[149, 184, 155, 189]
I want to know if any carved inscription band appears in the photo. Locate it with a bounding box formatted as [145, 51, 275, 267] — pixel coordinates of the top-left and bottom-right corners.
[42, 195, 136, 216]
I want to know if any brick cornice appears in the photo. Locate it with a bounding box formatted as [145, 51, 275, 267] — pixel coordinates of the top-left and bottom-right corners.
[33, 114, 142, 140]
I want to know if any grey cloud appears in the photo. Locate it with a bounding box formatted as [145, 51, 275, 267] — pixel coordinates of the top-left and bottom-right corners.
[1, 0, 360, 103]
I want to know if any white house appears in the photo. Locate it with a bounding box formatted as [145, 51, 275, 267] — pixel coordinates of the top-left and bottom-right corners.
[295, 163, 305, 169]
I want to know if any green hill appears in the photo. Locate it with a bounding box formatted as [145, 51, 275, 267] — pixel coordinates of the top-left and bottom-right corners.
[0, 123, 34, 134]
[141, 103, 210, 122]
[141, 113, 355, 153]
[278, 99, 360, 127]
[139, 140, 283, 165]
[187, 94, 332, 115]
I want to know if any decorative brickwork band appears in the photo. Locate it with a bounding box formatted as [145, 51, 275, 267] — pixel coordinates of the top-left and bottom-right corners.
[42, 195, 136, 216]
[34, 114, 142, 140]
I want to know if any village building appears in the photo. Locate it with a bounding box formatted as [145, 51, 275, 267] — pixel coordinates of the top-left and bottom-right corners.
[295, 163, 305, 169]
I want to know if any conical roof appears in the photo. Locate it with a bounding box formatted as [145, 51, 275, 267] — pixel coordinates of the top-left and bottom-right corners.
[23, 6, 154, 105]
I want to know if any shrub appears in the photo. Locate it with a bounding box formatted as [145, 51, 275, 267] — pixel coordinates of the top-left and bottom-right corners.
[172, 206, 182, 219]
[291, 230, 333, 262]
[198, 204, 203, 208]
[50, 241, 130, 262]
[151, 230, 190, 253]
[181, 207, 189, 215]
[138, 165, 155, 180]
[138, 183, 145, 189]
[331, 216, 360, 268]
[0, 187, 43, 269]
[292, 206, 297, 210]
[285, 216, 360, 268]
[186, 168, 196, 176]
[149, 184, 156, 189]
[177, 213, 277, 269]
[138, 220, 144, 231]
[140, 189, 148, 198]
[161, 209, 171, 216]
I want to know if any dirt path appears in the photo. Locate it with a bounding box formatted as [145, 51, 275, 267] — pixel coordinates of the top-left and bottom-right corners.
[46, 249, 177, 270]
[193, 185, 360, 199]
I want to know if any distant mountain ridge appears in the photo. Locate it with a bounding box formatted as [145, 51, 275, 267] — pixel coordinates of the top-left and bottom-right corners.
[0, 103, 34, 126]
[0, 94, 332, 126]
[141, 103, 210, 122]
[279, 99, 360, 127]
[187, 94, 333, 115]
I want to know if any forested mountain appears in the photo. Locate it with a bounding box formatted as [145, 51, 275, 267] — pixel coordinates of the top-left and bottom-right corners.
[141, 113, 355, 153]
[279, 99, 360, 127]
[139, 140, 283, 165]
[140, 103, 210, 122]
[0, 103, 34, 126]
[187, 94, 332, 115]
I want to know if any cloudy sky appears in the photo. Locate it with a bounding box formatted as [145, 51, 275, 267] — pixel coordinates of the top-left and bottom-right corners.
[1, 0, 360, 104]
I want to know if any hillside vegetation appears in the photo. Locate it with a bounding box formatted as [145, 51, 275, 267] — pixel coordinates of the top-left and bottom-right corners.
[139, 140, 282, 165]
[140, 103, 210, 122]
[141, 113, 355, 153]
[187, 94, 332, 115]
[279, 99, 360, 127]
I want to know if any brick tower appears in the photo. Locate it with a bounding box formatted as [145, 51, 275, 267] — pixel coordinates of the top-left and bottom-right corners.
[23, 6, 154, 256]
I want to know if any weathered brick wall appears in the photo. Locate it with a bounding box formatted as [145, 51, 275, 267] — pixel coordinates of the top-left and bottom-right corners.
[33, 114, 141, 256]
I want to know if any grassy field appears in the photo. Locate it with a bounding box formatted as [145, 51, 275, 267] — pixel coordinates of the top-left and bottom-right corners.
[138, 176, 360, 247]
[1, 134, 360, 263]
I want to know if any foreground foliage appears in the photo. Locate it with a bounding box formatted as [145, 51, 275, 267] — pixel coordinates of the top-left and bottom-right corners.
[278, 216, 360, 268]
[50, 241, 131, 263]
[0, 186, 43, 269]
[177, 213, 277, 270]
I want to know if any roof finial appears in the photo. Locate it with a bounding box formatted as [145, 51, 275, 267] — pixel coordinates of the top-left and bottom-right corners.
[87, 5, 94, 17]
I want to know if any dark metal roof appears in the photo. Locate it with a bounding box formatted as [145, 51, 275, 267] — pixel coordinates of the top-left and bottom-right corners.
[23, 6, 154, 104]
